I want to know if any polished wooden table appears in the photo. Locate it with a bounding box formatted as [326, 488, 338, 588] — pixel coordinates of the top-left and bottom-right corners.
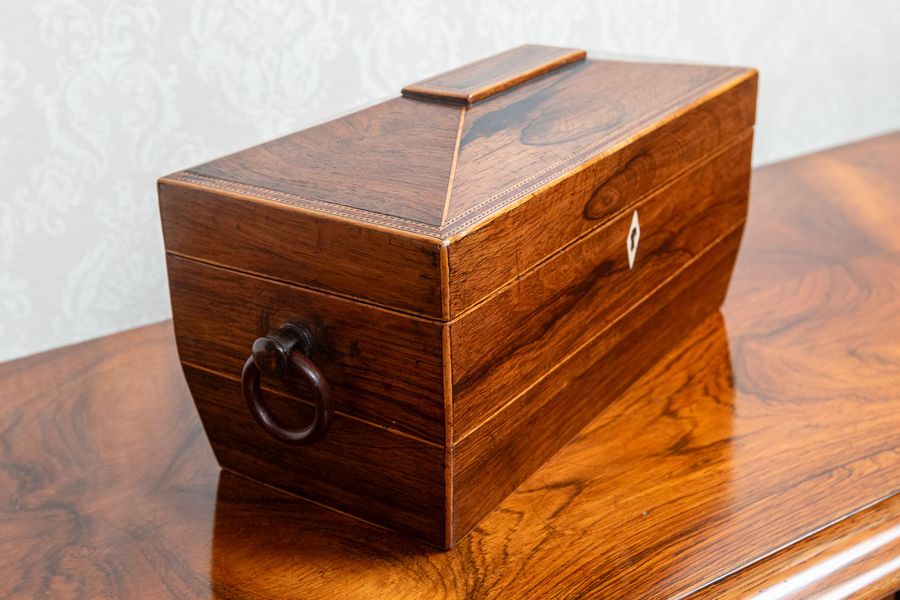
[2, 133, 899, 599]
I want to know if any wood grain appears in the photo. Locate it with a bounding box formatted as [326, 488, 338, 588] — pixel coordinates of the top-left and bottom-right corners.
[167, 254, 445, 442]
[2, 131, 900, 598]
[449, 133, 751, 439]
[402, 44, 586, 105]
[445, 67, 757, 315]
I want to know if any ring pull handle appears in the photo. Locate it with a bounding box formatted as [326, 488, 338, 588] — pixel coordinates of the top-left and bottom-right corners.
[241, 322, 333, 444]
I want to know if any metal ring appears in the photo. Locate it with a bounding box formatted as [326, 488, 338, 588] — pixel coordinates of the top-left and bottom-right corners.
[241, 349, 333, 444]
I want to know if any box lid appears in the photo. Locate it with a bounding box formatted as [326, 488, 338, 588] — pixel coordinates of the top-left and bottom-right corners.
[160, 45, 757, 319]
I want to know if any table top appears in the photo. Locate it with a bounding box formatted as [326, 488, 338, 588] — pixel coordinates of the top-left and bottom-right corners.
[2, 132, 899, 599]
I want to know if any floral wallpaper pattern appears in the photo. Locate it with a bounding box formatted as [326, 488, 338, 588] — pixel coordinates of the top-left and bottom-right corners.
[0, 0, 898, 361]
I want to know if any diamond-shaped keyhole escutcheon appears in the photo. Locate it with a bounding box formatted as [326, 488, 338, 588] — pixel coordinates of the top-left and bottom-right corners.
[627, 209, 640, 269]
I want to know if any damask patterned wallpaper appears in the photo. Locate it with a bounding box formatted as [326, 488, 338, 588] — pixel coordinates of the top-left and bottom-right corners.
[1, 0, 898, 361]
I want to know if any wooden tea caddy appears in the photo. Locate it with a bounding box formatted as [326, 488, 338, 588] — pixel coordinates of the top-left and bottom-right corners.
[159, 45, 757, 548]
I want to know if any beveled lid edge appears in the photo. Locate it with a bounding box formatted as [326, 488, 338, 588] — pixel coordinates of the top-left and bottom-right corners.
[439, 65, 759, 242]
[162, 59, 757, 246]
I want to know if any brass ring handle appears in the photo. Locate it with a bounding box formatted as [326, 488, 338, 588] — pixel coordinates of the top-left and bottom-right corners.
[241, 323, 333, 444]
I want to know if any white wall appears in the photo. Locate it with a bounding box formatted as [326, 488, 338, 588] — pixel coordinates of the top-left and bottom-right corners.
[1, 0, 898, 361]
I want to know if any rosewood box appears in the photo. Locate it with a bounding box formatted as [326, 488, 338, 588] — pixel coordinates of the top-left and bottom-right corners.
[159, 45, 757, 548]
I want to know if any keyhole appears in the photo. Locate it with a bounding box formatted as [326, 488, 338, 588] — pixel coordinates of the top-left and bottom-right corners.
[630, 227, 638, 250]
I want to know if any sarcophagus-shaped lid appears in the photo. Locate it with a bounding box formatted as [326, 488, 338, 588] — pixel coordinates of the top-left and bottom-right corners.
[160, 45, 757, 319]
